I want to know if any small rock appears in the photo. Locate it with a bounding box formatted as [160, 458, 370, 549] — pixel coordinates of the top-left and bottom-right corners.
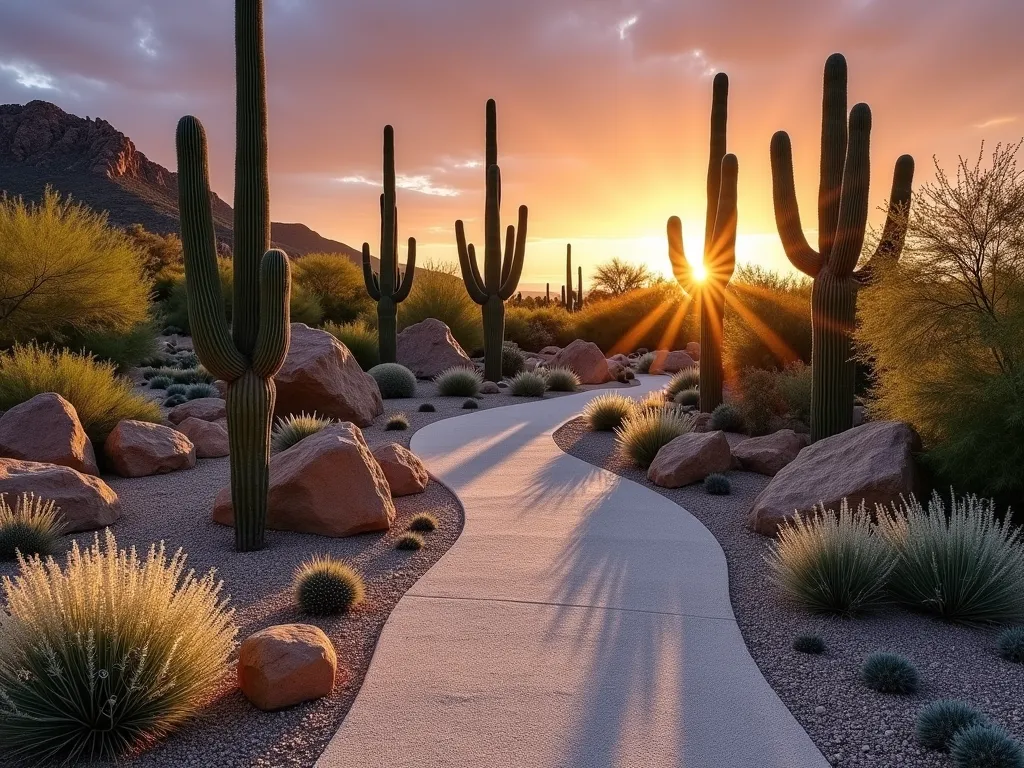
[176, 417, 229, 458]
[104, 420, 196, 478]
[480, 381, 500, 395]
[168, 397, 226, 424]
[238, 624, 340, 711]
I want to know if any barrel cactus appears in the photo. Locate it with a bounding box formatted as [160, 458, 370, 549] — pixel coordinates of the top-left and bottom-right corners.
[455, 99, 528, 382]
[770, 53, 914, 441]
[668, 72, 738, 414]
[176, 0, 290, 551]
[362, 125, 416, 363]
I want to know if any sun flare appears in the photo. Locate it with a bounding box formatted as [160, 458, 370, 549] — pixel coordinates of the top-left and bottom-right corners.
[692, 262, 708, 282]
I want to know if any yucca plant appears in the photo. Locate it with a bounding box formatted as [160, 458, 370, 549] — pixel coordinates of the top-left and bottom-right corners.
[767, 499, 894, 615]
[583, 392, 636, 431]
[877, 492, 1024, 624]
[434, 367, 482, 398]
[270, 412, 333, 453]
[0, 530, 236, 762]
[0, 493, 64, 561]
[615, 408, 695, 468]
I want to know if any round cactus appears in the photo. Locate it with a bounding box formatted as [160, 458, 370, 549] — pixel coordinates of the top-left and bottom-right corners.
[368, 363, 417, 399]
[293, 555, 365, 615]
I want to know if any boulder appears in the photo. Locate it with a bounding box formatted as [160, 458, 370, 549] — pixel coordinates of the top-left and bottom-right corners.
[168, 397, 226, 425]
[176, 417, 229, 458]
[609, 353, 630, 365]
[692, 413, 713, 433]
[275, 324, 383, 426]
[372, 443, 429, 496]
[104, 421, 196, 478]
[732, 430, 808, 476]
[685, 342, 701, 361]
[0, 458, 119, 533]
[539, 346, 561, 356]
[238, 624, 340, 711]
[0, 393, 98, 475]
[480, 381, 501, 395]
[396, 319, 474, 379]
[608, 361, 629, 383]
[551, 340, 612, 385]
[748, 421, 921, 537]
[650, 350, 697, 375]
[647, 431, 733, 488]
[213, 422, 395, 537]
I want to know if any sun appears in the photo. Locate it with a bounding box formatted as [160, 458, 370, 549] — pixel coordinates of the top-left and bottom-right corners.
[692, 262, 708, 282]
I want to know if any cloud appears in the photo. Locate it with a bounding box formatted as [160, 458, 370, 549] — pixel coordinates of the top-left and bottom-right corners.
[974, 116, 1018, 130]
[0, 60, 57, 90]
[337, 174, 460, 197]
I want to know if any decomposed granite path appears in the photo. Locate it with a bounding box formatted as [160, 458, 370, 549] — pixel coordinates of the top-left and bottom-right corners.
[317, 375, 829, 768]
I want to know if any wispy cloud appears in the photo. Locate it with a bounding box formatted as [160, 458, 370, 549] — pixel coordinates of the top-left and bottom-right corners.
[974, 116, 1018, 129]
[0, 60, 57, 90]
[337, 174, 460, 197]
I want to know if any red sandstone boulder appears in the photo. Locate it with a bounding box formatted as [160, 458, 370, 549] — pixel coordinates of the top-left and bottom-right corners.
[372, 443, 429, 496]
[650, 350, 697, 375]
[176, 417, 229, 458]
[551, 340, 612, 384]
[732, 429, 808, 477]
[647, 431, 733, 488]
[238, 624, 340, 711]
[397, 318, 474, 379]
[104, 421, 196, 477]
[0, 393, 98, 475]
[168, 397, 226, 425]
[0, 458, 119, 532]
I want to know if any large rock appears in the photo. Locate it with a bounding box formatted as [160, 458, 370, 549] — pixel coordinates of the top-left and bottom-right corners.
[685, 342, 701, 361]
[0, 458, 119, 533]
[732, 430, 808, 477]
[748, 421, 921, 537]
[274, 324, 384, 427]
[176, 417, 229, 458]
[396, 318, 474, 379]
[539, 346, 561, 356]
[647, 431, 733, 488]
[104, 420, 196, 478]
[0, 393, 98, 475]
[551, 340, 612, 385]
[238, 624, 339, 711]
[372, 443, 429, 497]
[650, 350, 697, 375]
[213, 422, 395, 536]
[168, 397, 226, 425]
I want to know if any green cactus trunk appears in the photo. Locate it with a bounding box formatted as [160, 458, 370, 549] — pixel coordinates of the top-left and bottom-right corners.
[810, 270, 857, 440]
[699, 281, 727, 413]
[482, 296, 505, 382]
[577, 265, 584, 311]
[546, 283, 550, 304]
[565, 245, 574, 314]
[226, 370, 275, 547]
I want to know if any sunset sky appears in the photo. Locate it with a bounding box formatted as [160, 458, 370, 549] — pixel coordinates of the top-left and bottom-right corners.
[1, 0, 1021, 291]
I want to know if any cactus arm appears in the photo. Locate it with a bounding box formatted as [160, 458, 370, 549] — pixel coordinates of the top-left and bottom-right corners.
[394, 237, 416, 302]
[710, 154, 739, 279]
[486, 99, 498, 187]
[818, 53, 849, 260]
[770, 130, 824, 278]
[252, 248, 292, 378]
[668, 216, 694, 292]
[176, 115, 248, 382]
[361, 242, 381, 301]
[498, 205, 528, 300]
[705, 73, 729, 257]
[829, 104, 873, 277]
[456, 221, 488, 304]
[856, 154, 915, 282]
[500, 224, 515, 287]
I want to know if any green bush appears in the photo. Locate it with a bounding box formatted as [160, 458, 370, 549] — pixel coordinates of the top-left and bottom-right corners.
[408, 513, 438, 533]
[165, 383, 187, 397]
[386, 413, 410, 431]
[543, 366, 580, 392]
[418, 403, 436, 413]
[504, 305, 573, 351]
[674, 387, 700, 407]
[737, 367, 786, 436]
[501, 343, 526, 377]
[0, 530, 236, 763]
[61, 322, 160, 374]
[878, 493, 1024, 624]
[185, 383, 218, 401]
[949, 724, 1024, 768]
[666, 367, 700, 399]
[292, 252, 373, 325]
[777, 362, 812, 424]
[324, 320, 379, 371]
[508, 371, 547, 397]
[636, 351, 657, 374]
[271, 412, 334, 453]
[916, 700, 990, 752]
[704, 473, 731, 495]
[767, 500, 893, 616]
[710, 403, 744, 432]
[0, 493, 64, 561]
[614, 408, 694, 469]
[149, 375, 173, 390]
[861, 652, 919, 694]
[462, 398, 479, 409]
[435, 367, 482, 398]
[792, 634, 826, 655]
[368, 363, 417, 399]
[397, 264, 482, 352]
[998, 627, 1024, 663]
[0, 345, 161, 444]
[163, 394, 187, 408]
[583, 393, 636, 431]
[293, 555, 365, 615]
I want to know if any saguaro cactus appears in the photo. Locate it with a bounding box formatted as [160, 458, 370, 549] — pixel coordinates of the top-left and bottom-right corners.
[176, 0, 290, 552]
[565, 245, 575, 313]
[770, 53, 914, 441]
[577, 265, 584, 311]
[456, 99, 528, 382]
[362, 125, 416, 363]
[668, 72, 738, 413]
[546, 283, 550, 304]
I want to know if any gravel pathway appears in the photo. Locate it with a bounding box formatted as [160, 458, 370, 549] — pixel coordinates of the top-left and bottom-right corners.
[553, 418, 1024, 768]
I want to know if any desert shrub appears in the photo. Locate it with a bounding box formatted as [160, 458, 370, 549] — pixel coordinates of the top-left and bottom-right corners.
[509, 371, 548, 397]
[397, 263, 482, 352]
[917, 700, 990, 752]
[637, 391, 669, 413]
[172, 351, 199, 370]
[583, 393, 636, 431]
[164, 383, 187, 397]
[386, 413, 409, 431]
[861, 652, 920, 694]
[767, 500, 893, 616]
[185, 383, 218, 401]
[418, 403, 436, 413]
[61, 322, 160, 373]
[324, 320, 379, 370]
[665, 367, 700, 399]
[857, 143, 1024, 502]
[503, 305, 573, 351]
[149, 375, 173, 390]
[573, 284, 698, 355]
[950, 725, 1024, 768]
[292, 252, 373, 325]
[998, 627, 1024, 663]
[704, 473, 731, 495]
[0, 493, 63, 561]
[0, 530, 236, 763]
[462, 399, 479, 409]
[147, 366, 213, 386]
[0, 345, 161, 444]
[710, 403, 744, 432]
[543, 366, 580, 392]
[0, 190, 151, 346]
[293, 555, 365, 615]
[777, 361, 813, 424]
[368, 363, 417, 399]
[435, 367, 482, 398]
[674, 387, 700, 407]
[408, 513, 438, 533]
[125, 224, 183, 280]
[163, 395, 187, 408]
[877, 493, 1024, 624]
[792, 633, 826, 655]
[501, 343, 526, 377]
[636, 351, 657, 374]
[738, 367, 786, 436]
[395, 533, 424, 551]
[591, 257, 656, 295]
[615, 408, 694, 468]
[271, 412, 333, 453]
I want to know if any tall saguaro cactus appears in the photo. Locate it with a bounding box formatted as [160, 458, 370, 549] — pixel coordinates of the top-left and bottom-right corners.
[456, 99, 528, 382]
[565, 245, 575, 313]
[176, 0, 290, 552]
[770, 53, 914, 441]
[362, 125, 415, 363]
[668, 72, 738, 414]
[577, 265, 584, 311]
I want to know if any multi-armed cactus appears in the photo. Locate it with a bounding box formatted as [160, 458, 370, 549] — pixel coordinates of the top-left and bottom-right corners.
[362, 125, 416, 363]
[176, 0, 290, 552]
[770, 53, 914, 441]
[668, 72, 738, 414]
[455, 99, 528, 382]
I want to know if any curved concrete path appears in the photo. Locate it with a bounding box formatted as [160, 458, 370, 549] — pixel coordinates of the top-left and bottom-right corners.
[317, 376, 828, 768]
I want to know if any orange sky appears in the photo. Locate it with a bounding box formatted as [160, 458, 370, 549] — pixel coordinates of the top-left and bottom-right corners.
[0, 1, 1021, 290]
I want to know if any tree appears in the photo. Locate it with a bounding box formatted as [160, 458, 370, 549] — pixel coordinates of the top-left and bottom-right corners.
[125, 224, 183, 278]
[293, 252, 373, 324]
[591, 257, 655, 296]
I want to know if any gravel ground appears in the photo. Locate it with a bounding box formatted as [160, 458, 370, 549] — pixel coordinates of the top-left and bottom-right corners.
[0, 375, 623, 767]
[553, 417, 1024, 768]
